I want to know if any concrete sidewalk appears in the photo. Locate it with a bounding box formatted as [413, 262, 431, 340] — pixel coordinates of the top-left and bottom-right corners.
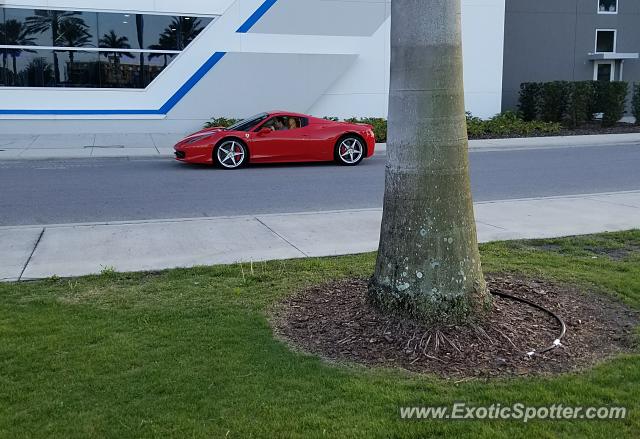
[2, 190, 639, 281]
[1, 132, 639, 160]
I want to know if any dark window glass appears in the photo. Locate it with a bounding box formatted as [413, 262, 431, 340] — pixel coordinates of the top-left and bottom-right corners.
[97, 51, 170, 88]
[597, 63, 613, 82]
[10, 49, 56, 87]
[98, 13, 176, 50]
[599, 0, 617, 13]
[175, 16, 212, 49]
[147, 50, 177, 69]
[0, 49, 8, 86]
[1, 8, 214, 88]
[56, 50, 100, 87]
[5, 9, 97, 47]
[596, 30, 615, 53]
[97, 49, 137, 88]
[56, 11, 98, 48]
[0, 8, 5, 45]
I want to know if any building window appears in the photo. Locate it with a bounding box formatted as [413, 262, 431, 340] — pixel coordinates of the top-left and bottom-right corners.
[0, 7, 215, 88]
[598, 0, 618, 14]
[595, 29, 616, 53]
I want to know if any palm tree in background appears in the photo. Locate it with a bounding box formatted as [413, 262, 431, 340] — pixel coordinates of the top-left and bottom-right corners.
[157, 17, 205, 51]
[21, 57, 54, 86]
[147, 33, 177, 67]
[25, 10, 85, 84]
[98, 31, 133, 84]
[0, 19, 36, 83]
[98, 30, 134, 63]
[57, 19, 91, 63]
[135, 14, 146, 88]
[369, 0, 489, 323]
[147, 17, 205, 70]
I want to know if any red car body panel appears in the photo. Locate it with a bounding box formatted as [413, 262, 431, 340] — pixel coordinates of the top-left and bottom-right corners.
[174, 111, 376, 165]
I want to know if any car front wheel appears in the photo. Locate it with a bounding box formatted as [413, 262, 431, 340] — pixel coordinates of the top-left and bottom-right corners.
[335, 136, 365, 166]
[214, 140, 248, 169]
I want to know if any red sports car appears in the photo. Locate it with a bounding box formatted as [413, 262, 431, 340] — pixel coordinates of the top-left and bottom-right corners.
[174, 111, 376, 169]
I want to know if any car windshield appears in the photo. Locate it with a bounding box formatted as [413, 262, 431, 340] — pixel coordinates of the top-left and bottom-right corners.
[226, 113, 269, 132]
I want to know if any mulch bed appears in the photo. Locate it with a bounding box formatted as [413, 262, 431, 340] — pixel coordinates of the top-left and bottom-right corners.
[469, 122, 640, 140]
[271, 276, 639, 378]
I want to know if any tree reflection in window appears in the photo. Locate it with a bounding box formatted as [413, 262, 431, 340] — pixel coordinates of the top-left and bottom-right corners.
[0, 19, 36, 85]
[26, 10, 86, 84]
[22, 57, 54, 86]
[0, 7, 214, 88]
[99, 30, 134, 87]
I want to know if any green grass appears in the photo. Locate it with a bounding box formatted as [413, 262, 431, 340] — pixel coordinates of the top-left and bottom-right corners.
[1, 231, 640, 438]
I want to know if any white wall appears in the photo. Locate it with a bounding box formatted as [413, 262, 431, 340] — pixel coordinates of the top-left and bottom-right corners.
[0, 0, 506, 134]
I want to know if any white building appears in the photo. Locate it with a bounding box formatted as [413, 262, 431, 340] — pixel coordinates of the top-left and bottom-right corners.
[0, 0, 506, 134]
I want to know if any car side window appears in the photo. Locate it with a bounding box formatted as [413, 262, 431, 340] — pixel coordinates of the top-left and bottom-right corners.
[283, 116, 309, 130]
[257, 116, 308, 132]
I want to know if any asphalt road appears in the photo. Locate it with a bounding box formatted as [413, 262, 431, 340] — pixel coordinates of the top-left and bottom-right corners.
[1, 144, 639, 226]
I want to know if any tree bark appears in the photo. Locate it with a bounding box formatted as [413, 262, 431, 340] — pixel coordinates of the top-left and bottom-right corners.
[368, 0, 489, 323]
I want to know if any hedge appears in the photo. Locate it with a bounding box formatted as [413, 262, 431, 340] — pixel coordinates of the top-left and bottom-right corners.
[466, 111, 561, 138]
[518, 80, 628, 128]
[205, 113, 562, 140]
[596, 81, 628, 127]
[632, 83, 640, 125]
[518, 83, 540, 121]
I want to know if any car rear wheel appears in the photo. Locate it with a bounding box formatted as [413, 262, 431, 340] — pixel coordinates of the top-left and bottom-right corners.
[335, 136, 365, 166]
[214, 140, 247, 169]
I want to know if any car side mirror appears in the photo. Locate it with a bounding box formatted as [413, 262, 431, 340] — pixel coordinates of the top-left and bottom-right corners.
[258, 128, 271, 136]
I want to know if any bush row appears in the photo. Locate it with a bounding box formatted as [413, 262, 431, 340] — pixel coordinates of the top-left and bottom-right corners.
[466, 111, 561, 137]
[519, 80, 629, 127]
[204, 113, 562, 141]
[334, 114, 561, 140]
[633, 83, 640, 125]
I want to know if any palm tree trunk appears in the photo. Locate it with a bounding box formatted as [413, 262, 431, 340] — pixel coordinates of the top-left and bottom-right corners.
[2, 52, 7, 84]
[136, 15, 145, 87]
[368, 0, 489, 324]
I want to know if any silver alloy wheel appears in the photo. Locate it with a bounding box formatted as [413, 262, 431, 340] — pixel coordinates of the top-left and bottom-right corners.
[216, 140, 246, 169]
[338, 138, 364, 164]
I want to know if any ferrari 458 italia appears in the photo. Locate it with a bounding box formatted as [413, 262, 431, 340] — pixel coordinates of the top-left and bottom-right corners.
[174, 111, 376, 169]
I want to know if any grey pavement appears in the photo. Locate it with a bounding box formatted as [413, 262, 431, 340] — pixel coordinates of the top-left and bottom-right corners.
[1, 132, 640, 160]
[2, 143, 640, 226]
[2, 190, 639, 281]
[0, 133, 183, 160]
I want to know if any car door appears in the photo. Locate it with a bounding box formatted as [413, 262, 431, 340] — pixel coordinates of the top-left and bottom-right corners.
[250, 116, 308, 162]
[301, 120, 338, 161]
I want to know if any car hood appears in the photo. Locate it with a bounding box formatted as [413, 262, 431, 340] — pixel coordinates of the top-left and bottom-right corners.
[185, 127, 224, 139]
[178, 127, 227, 145]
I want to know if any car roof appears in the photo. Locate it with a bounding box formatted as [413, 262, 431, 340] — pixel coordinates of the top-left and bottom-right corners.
[266, 111, 312, 118]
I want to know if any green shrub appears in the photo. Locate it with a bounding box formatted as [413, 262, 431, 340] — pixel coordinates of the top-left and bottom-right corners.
[204, 117, 240, 129]
[566, 81, 596, 128]
[466, 111, 561, 138]
[632, 83, 640, 125]
[595, 81, 628, 127]
[204, 113, 563, 141]
[518, 82, 541, 121]
[538, 81, 570, 122]
[465, 112, 485, 138]
[344, 117, 388, 143]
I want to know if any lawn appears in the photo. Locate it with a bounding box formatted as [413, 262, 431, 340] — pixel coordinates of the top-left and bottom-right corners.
[1, 231, 639, 438]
